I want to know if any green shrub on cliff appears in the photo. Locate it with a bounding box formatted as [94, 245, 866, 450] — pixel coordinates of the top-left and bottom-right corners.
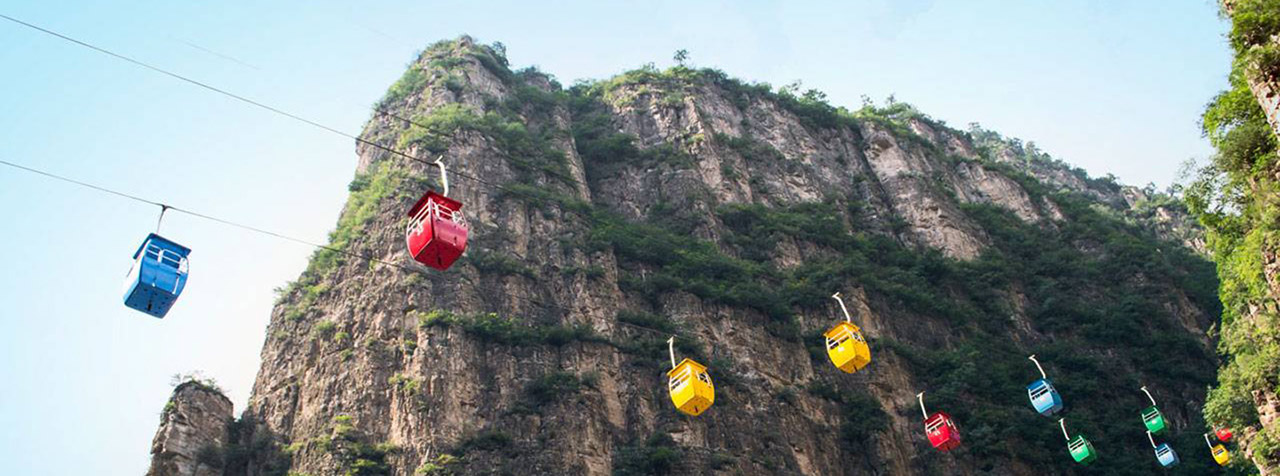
[1188, 0, 1280, 468]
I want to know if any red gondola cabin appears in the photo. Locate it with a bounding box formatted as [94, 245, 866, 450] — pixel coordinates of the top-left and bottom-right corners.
[925, 411, 962, 452]
[1216, 427, 1233, 442]
[406, 191, 467, 270]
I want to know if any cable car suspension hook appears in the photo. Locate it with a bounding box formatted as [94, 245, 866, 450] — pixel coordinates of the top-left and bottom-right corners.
[1028, 354, 1047, 379]
[667, 336, 677, 370]
[1147, 431, 1158, 448]
[1204, 433, 1214, 449]
[832, 292, 852, 323]
[917, 392, 929, 420]
[434, 156, 450, 197]
[1140, 386, 1157, 406]
[1058, 418, 1070, 441]
[156, 204, 171, 233]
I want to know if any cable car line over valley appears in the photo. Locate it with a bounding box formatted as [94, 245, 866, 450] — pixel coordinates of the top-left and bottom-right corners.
[0, 12, 1244, 470]
[0, 13, 531, 194]
[0, 158, 700, 339]
[0, 158, 569, 320]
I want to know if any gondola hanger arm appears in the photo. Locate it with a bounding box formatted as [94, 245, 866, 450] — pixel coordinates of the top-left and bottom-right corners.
[832, 292, 852, 323]
[1140, 386, 1157, 406]
[667, 336, 676, 370]
[156, 204, 170, 233]
[1028, 354, 1047, 379]
[433, 156, 449, 197]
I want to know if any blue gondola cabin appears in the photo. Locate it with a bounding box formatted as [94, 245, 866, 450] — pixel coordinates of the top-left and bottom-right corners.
[1028, 378, 1064, 416]
[1154, 443, 1179, 467]
[123, 233, 190, 318]
[406, 191, 468, 270]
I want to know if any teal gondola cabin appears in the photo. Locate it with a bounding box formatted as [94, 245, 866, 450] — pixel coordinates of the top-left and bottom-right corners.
[1028, 378, 1064, 416]
[1154, 443, 1179, 467]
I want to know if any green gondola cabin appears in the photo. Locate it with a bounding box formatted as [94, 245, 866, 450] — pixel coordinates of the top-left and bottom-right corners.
[1142, 406, 1166, 434]
[1068, 435, 1097, 465]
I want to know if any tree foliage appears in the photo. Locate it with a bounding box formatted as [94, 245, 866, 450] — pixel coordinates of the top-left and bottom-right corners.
[1187, 0, 1280, 469]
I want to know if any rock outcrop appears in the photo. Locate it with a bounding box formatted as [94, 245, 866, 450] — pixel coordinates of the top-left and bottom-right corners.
[149, 36, 1221, 475]
[1194, 3, 1280, 473]
[1222, 0, 1280, 142]
[147, 381, 233, 476]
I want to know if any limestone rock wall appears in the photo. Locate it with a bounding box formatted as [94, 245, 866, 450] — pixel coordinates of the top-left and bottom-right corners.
[147, 382, 233, 476]
[147, 36, 1218, 476]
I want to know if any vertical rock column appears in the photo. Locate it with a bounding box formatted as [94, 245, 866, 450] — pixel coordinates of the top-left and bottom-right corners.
[146, 382, 233, 476]
[1223, 0, 1280, 141]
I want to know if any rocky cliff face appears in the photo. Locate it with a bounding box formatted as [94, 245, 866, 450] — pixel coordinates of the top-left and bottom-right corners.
[1193, 2, 1280, 473]
[150, 37, 1222, 475]
[147, 381, 234, 476]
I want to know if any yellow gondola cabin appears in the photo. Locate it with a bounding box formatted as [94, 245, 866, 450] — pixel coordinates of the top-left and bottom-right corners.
[824, 322, 870, 373]
[1206, 433, 1230, 466]
[666, 337, 714, 416]
[1211, 443, 1229, 466]
[825, 292, 870, 373]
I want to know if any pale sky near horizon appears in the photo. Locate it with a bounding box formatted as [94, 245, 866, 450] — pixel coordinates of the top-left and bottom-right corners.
[0, 1, 1229, 474]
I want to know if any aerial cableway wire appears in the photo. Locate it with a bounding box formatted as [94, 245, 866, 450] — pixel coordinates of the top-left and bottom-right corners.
[162, 36, 555, 183]
[0, 14, 677, 337]
[0, 13, 585, 193]
[0, 158, 674, 337]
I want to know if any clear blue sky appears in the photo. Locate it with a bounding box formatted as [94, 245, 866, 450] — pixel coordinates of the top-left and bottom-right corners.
[0, 1, 1228, 474]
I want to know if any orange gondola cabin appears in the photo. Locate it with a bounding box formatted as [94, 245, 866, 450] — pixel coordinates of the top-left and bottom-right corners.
[406, 190, 467, 270]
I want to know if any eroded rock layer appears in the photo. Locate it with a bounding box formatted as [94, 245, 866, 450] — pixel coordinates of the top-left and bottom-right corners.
[153, 37, 1221, 475]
